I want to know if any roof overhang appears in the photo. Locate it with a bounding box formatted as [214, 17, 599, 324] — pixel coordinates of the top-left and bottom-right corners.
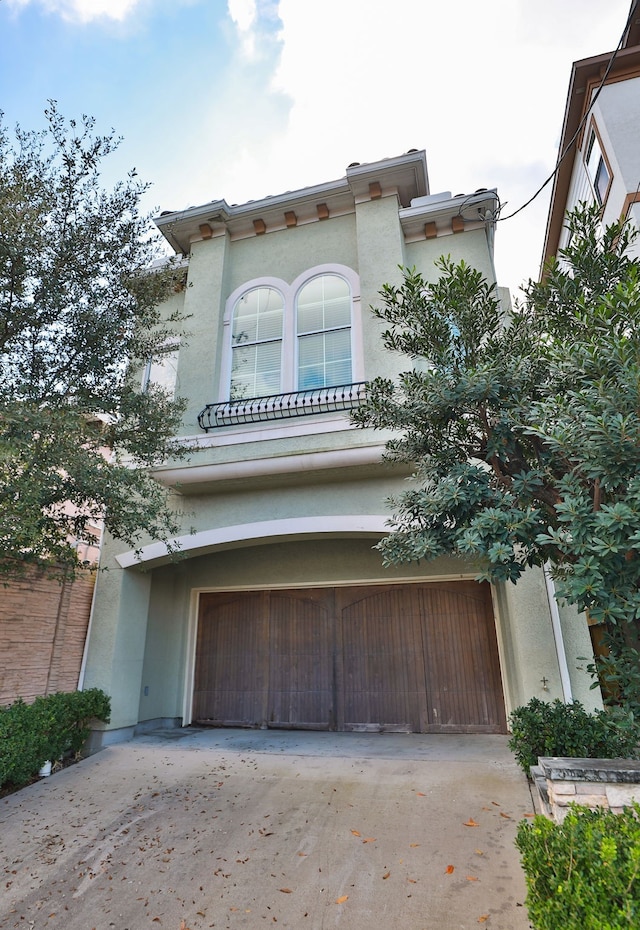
[155, 150, 429, 255]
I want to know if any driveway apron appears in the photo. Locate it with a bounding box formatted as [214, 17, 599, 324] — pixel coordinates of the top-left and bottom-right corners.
[1, 729, 534, 930]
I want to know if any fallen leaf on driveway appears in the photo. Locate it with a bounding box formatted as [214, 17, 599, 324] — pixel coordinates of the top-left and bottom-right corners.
[409, 843, 420, 848]
[350, 829, 361, 837]
[466, 876, 479, 882]
[464, 819, 479, 827]
[382, 871, 390, 880]
[499, 812, 512, 819]
[362, 838, 376, 844]
[416, 792, 426, 797]
[478, 916, 489, 923]
[335, 895, 349, 904]
[297, 851, 308, 857]
[279, 888, 293, 894]
[475, 849, 484, 856]
[445, 865, 454, 874]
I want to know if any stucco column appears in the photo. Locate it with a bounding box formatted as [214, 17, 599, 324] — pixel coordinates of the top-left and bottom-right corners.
[81, 538, 153, 745]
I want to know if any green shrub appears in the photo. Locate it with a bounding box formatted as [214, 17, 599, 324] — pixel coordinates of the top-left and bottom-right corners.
[508, 697, 640, 775]
[516, 805, 640, 930]
[0, 688, 110, 789]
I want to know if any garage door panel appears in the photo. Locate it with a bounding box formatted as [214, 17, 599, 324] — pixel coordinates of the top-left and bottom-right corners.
[339, 588, 424, 731]
[193, 593, 267, 725]
[267, 592, 333, 728]
[422, 587, 506, 732]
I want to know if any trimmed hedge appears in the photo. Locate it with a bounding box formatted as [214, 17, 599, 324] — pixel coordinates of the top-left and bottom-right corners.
[516, 805, 640, 930]
[0, 688, 110, 789]
[508, 697, 640, 775]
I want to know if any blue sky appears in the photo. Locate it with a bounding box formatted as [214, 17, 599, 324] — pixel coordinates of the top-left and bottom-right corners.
[0, 0, 632, 294]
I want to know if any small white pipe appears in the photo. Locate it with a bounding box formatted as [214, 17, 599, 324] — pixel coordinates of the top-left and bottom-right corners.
[543, 562, 573, 702]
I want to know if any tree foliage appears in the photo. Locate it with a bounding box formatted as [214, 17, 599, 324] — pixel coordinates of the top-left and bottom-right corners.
[354, 204, 640, 634]
[0, 104, 188, 575]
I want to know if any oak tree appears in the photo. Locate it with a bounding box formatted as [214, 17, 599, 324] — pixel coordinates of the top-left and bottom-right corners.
[0, 104, 187, 575]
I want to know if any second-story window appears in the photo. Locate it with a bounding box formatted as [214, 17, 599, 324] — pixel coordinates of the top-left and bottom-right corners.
[296, 275, 352, 390]
[222, 266, 360, 403]
[230, 286, 284, 400]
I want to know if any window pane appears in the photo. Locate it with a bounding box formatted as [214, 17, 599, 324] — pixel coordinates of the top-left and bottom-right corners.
[143, 348, 179, 396]
[298, 329, 351, 389]
[297, 275, 350, 334]
[231, 339, 282, 399]
[595, 157, 610, 205]
[232, 287, 283, 345]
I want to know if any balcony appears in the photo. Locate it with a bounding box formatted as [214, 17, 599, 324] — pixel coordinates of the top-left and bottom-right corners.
[198, 382, 367, 432]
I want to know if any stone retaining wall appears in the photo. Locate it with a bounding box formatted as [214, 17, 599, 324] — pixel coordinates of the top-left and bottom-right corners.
[531, 757, 640, 822]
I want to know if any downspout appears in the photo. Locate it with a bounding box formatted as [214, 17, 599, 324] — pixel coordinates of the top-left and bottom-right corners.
[543, 562, 573, 702]
[77, 532, 105, 691]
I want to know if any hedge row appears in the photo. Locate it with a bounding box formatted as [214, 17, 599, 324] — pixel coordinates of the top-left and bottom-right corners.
[517, 804, 640, 930]
[0, 688, 110, 789]
[508, 697, 640, 775]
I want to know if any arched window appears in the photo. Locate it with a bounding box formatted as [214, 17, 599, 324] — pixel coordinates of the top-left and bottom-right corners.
[230, 286, 284, 400]
[220, 265, 361, 406]
[296, 274, 352, 390]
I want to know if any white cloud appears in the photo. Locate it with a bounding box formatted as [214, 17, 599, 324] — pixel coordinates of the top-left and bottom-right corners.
[227, 0, 257, 57]
[5, 0, 143, 22]
[227, 0, 255, 32]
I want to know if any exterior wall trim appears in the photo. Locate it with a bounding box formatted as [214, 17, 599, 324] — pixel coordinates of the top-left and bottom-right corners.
[116, 514, 393, 568]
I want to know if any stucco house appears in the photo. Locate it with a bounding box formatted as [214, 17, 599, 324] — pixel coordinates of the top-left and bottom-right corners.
[81, 150, 596, 748]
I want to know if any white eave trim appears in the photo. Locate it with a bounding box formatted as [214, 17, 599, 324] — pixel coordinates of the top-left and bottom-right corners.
[152, 443, 388, 487]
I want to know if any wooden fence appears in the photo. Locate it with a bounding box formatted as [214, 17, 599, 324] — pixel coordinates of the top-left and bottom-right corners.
[0, 566, 95, 705]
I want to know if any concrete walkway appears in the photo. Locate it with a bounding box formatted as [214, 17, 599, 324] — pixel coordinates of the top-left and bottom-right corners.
[1, 729, 534, 930]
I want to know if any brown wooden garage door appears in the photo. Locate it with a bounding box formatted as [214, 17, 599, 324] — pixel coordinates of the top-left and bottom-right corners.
[192, 582, 506, 733]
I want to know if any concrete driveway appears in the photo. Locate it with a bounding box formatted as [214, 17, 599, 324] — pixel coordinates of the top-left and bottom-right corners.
[1, 729, 534, 930]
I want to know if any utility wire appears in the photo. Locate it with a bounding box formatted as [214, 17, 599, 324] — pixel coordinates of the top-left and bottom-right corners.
[497, 0, 638, 223]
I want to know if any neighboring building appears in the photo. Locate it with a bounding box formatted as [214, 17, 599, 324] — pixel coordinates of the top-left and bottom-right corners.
[82, 150, 596, 747]
[542, 1, 640, 266]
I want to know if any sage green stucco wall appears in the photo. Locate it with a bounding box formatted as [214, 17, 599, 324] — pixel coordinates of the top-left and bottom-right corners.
[405, 228, 495, 284]
[81, 549, 153, 738]
[493, 567, 600, 715]
[176, 235, 229, 434]
[225, 214, 358, 293]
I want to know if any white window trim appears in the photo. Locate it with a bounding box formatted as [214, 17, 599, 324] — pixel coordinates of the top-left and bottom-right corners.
[219, 264, 363, 404]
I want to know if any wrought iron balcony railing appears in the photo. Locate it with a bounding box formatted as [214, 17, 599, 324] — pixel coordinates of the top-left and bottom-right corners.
[198, 381, 367, 432]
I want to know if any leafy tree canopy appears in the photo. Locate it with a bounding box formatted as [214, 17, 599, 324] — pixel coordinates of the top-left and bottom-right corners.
[354, 204, 640, 630]
[0, 104, 188, 576]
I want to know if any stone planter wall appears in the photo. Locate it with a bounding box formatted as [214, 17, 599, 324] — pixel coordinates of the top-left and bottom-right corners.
[531, 757, 640, 822]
